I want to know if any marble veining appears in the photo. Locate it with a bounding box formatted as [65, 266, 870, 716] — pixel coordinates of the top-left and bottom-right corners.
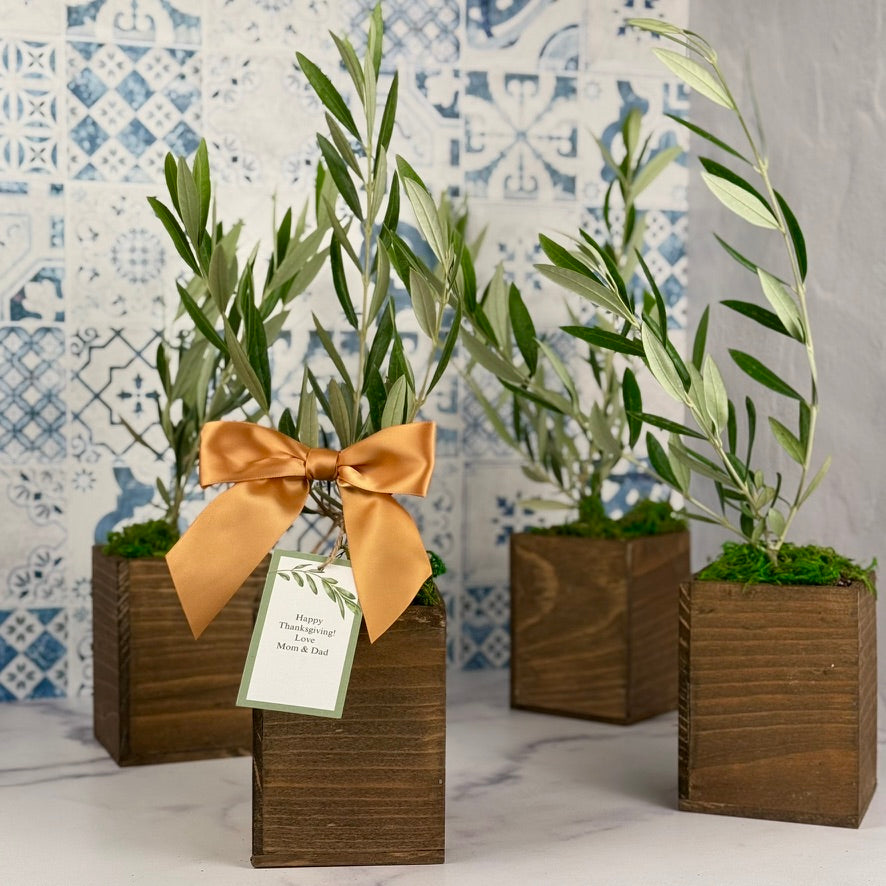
[1, 672, 885, 885]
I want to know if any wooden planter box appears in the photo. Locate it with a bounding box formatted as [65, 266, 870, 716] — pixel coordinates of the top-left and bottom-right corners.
[679, 579, 877, 827]
[510, 531, 690, 723]
[252, 602, 446, 868]
[92, 546, 267, 766]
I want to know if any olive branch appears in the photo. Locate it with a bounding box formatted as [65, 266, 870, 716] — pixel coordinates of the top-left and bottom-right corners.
[277, 563, 361, 619]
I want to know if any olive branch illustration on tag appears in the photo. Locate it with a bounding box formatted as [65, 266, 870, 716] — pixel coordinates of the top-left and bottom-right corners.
[277, 563, 361, 619]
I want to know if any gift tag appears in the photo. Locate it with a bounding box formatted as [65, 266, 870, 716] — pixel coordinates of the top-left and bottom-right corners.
[237, 550, 362, 718]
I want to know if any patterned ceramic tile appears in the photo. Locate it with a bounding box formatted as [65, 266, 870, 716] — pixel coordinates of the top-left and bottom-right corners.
[66, 0, 201, 45]
[580, 206, 687, 328]
[585, 0, 690, 71]
[461, 582, 510, 669]
[0, 325, 66, 463]
[205, 0, 339, 54]
[66, 41, 201, 182]
[0, 1, 65, 35]
[205, 51, 321, 187]
[0, 39, 63, 176]
[465, 0, 581, 72]
[68, 184, 172, 325]
[343, 0, 460, 70]
[0, 181, 65, 323]
[68, 325, 166, 459]
[464, 70, 578, 202]
[580, 74, 689, 209]
[0, 607, 67, 700]
[0, 466, 67, 606]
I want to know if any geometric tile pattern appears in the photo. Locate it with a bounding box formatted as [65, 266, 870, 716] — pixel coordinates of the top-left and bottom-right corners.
[0, 607, 67, 700]
[0, 40, 62, 176]
[0, 0, 690, 695]
[66, 41, 201, 182]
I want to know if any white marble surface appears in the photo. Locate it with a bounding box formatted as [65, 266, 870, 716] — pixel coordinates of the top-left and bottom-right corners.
[1, 672, 885, 886]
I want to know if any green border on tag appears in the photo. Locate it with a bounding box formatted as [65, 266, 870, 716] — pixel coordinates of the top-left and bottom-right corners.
[236, 549, 362, 719]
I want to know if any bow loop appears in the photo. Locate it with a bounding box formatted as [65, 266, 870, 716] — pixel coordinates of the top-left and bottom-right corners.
[167, 421, 436, 643]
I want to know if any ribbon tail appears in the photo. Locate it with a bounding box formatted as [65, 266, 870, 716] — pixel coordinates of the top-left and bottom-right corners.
[341, 486, 431, 643]
[167, 478, 309, 638]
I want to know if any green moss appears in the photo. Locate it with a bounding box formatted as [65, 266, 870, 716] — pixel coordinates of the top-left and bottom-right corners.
[415, 549, 446, 606]
[697, 542, 877, 595]
[103, 520, 180, 559]
[530, 497, 686, 540]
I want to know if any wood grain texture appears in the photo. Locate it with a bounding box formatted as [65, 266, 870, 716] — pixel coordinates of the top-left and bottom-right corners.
[92, 547, 268, 766]
[510, 531, 690, 724]
[252, 602, 446, 868]
[679, 579, 878, 827]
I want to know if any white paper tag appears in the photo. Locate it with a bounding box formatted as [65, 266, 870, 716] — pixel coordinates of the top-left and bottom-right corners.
[237, 550, 362, 718]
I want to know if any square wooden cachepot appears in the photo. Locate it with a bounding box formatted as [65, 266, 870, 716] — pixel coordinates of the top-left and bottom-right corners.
[510, 531, 690, 724]
[92, 546, 268, 766]
[251, 602, 447, 868]
[679, 579, 877, 827]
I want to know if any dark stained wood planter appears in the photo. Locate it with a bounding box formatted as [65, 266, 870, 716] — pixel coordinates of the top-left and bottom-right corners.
[679, 579, 877, 827]
[510, 531, 690, 724]
[252, 602, 446, 868]
[92, 546, 267, 766]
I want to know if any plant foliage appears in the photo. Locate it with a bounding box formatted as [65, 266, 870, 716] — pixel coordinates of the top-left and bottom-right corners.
[541, 19, 831, 566]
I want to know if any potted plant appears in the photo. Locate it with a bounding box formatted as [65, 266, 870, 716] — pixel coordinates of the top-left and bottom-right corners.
[461, 107, 689, 724]
[92, 177, 327, 766]
[540, 17, 876, 827]
[151, 6, 463, 866]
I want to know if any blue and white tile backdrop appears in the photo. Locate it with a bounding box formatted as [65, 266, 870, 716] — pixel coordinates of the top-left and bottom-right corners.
[0, 0, 689, 698]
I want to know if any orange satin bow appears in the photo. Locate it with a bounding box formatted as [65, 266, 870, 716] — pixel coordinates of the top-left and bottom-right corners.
[166, 421, 436, 643]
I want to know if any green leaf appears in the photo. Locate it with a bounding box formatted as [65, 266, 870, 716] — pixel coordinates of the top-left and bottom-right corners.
[691, 305, 709, 371]
[317, 134, 363, 221]
[768, 416, 804, 464]
[535, 264, 631, 322]
[207, 243, 232, 312]
[653, 48, 734, 109]
[325, 112, 362, 176]
[381, 375, 408, 428]
[148, 197, 199, 274]
[623, 367, 642, 448]
[646, 432, 681, 490]
[799, 455, 832, 506]
[323, 197, 362, 268]
[757, 268, 803, 339]
[378, 72, 399, 152]
[329, 32, 364, 100]
[536, 337, 578, 406]
[164, 153, 180, 213]
[176, 156, 202, 246]
[176, 282, 226, 354]
[745, 396, 757, 467]
[702, 354, 728, 434]
[714, 234, 759, 274]
[328, 379, 353, 444]
[462, 330, 524, 385]
[632, 145, 683, 195]
[400, 173, 447, 263]
[667, 435, 692, 493]
[221, 315, 270, 414]
[627, 18, 687, 37]
[721, 299, 790, 336]
[278, 407, 297, 440]
[509, 284, 538, 375]
[409, 269, 438, 339]
[296, 52, 361, 140]
[642, 325, 686, 403]
[701, 171, 780, 229]
[519, 498, 574, 511]
[670, 438, 734, 485]
[767, 507, 786, 537]
[538, 234, 593, 276]
[727, 399, 738, 453]
[561, 325, 644, 358]
[312, 313, 353, 391]
[267, 225, 329, 293]
[588, 403, 621, 456]
[367, 2, 383, 77]
[664, 113, 750, 163]
[631, 411, 705, 440]
[729, 350, 803, 399]
[775, 190, 808, 281]
[330, 238, 358, 328]
[244, 287, 272, 406]
[427, 304, 461, 394]
[192, 139, 211, 237]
